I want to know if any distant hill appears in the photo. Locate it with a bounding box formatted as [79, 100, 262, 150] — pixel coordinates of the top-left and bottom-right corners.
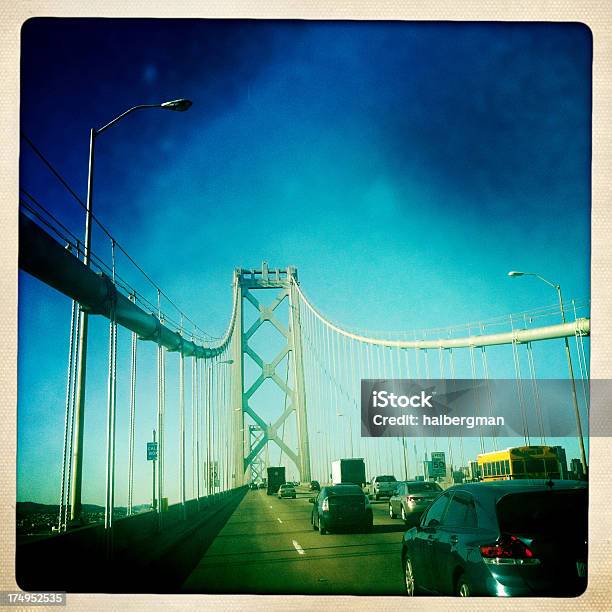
[16, 502, 151, 516]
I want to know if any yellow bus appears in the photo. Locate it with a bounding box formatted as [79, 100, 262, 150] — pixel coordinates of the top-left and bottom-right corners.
[477, 446, 561, 481]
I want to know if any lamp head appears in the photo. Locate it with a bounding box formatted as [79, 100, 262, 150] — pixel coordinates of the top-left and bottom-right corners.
[508, 271, 524, 277]
[160, 98, 193, 112]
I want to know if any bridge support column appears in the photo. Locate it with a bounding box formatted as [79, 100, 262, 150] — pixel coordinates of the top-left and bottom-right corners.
[288, 268, 311, 482]
[232, 271, 246, 487]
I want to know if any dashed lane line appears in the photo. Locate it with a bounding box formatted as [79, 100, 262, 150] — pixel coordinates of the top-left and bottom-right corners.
[292, 540, 305, 555]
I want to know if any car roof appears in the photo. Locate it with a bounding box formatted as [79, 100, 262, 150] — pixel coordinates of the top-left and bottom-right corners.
[447, 479, 587, 500]
[397, 480, 440, 485]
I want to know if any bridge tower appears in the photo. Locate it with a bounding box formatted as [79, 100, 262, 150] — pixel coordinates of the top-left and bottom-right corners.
[231, 263, 311, 485]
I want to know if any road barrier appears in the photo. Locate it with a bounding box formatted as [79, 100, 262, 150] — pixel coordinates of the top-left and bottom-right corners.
[16, 487, 248, 593]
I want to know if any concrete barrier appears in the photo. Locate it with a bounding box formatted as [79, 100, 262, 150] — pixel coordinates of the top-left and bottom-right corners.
[16, 487, 248, 593]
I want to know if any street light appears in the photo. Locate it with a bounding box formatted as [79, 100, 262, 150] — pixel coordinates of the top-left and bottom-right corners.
[507, 270, 587, 474]
[70, 99, 192, 524]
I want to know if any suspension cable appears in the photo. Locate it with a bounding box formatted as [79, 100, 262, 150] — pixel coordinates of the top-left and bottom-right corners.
[127, 294, 137, 516]
[510, 315, 530, 447]
[59, 294, 78, 532]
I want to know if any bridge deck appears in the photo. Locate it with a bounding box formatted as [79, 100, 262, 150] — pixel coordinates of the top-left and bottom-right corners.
[182, 487, 406, 595]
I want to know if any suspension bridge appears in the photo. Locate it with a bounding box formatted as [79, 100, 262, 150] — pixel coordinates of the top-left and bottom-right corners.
[17, 136, 590, 594]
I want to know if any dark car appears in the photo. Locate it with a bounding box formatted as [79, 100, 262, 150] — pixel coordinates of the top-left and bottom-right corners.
[310, 480, 321, 491]
[401, 480, 587, 597]
[310, 484, 373, 535]
[389, 481, 442, 524]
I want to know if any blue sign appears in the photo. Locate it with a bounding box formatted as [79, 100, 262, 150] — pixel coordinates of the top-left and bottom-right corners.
[147, 442, 158, 461]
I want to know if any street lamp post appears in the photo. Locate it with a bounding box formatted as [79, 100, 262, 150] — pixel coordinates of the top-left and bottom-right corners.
[508, 271, 588, 474]
[69, 99, 192, 524]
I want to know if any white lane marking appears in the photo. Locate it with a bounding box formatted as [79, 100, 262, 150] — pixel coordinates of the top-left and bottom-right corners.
[277, 517, 283, 523]
[292, 539, 305, 555]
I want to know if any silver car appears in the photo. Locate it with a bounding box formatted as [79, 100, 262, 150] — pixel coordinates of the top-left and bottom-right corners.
[370, 475, 398, 500]
[389, 480, 442, 523]
[278, 483, 297, 499]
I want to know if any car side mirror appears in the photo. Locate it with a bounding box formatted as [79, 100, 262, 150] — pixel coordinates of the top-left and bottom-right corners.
[308, 497, 316, 503]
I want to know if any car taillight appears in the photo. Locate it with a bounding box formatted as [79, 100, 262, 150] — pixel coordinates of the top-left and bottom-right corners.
[480, 535, 540, 565]
[321, 498, 329, 511]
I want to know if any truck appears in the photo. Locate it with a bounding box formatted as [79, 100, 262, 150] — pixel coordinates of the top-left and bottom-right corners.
[369, 474, 398, 500]
[266, 466, 286, 495]
[331, 458, 366, 487]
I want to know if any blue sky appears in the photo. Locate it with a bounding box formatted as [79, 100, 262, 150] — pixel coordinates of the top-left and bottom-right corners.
[18, 20, 591, 504]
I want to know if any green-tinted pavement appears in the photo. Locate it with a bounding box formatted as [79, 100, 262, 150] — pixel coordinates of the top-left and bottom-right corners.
[181, 488, 406, 595]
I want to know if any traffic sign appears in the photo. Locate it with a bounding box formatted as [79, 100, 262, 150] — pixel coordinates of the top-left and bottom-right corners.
[431, 451, 446, 477]
[147, 442, 158, 461]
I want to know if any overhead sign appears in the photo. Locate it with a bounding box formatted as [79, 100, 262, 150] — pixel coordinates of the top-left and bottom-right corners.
[147, 442, 158, 461]
[431, 451, 446, 477]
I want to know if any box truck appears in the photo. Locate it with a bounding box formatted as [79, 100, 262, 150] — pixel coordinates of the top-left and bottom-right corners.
[266, 466, 286, 495]
[331, 458, 366, 486]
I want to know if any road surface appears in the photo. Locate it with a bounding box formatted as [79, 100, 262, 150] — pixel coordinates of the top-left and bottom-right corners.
[182, 486, 407, 595]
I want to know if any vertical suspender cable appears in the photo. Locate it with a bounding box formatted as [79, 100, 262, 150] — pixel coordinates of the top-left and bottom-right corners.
[127, 294, 137, 516]
[572, 300, 590, 414]
[449, 347, 466, 469]
[443, 344, 454, 478]
[156, 289, 165, 529]
[197, 356, 203, 501]
[59, 295, 78, 531]
[206, 358, 211, 497]
[192, 351, 197, 502]
[479, 324, 498, 452]
[469, 341, 485, 455]
[104, 239, 118, 557]
[179, 327, 186, 516]
[223, 353, 230, 491]
[526, 340, 546, 446]
[349, 335, 358, 458]
[65, 283, 81, 530]
[510, 315, 530, 447]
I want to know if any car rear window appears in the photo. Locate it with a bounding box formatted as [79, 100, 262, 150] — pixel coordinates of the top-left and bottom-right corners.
[376, 476, 396, 482]
[406, 482, 442, 493]
[497, 489, 587, 536]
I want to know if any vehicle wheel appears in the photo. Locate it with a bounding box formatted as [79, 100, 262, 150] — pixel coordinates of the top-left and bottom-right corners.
[401, 506, 407, 522]
[404, 556, 417, 596]
[456, 576, 471, 597]
[389, 503, 397, 519]
[319, 520, 327, 536]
